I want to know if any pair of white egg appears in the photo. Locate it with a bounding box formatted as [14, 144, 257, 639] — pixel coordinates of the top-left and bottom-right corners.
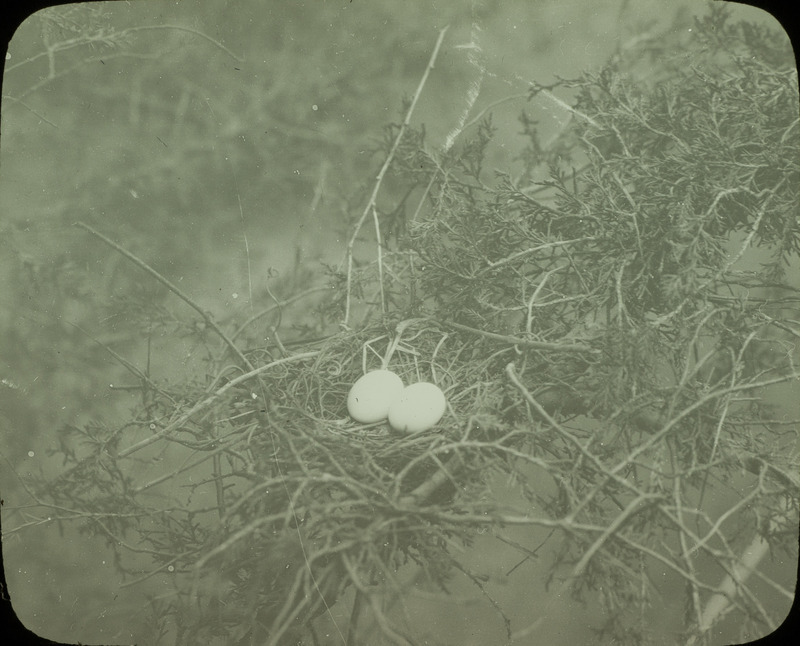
[346, 369, 446, 433]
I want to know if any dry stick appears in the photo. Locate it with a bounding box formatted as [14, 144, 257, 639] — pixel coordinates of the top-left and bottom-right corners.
[341, 554, 412, 646]
[675, 473, 704, 630]
[461, 93, 528, 133]
[122, 24, 244, 63]
[695, 537, 773, 633]
[510, 358, 797, 634]
[10, 23, 242, 74]
[370, 204, 386, 315]
[228, 285, 331, 344]
[437, 318, 597, 354]
[343, 25, 449, 326]
[536, 84, 600, 129]
[65, 320, 177, 405]
[76, 221, 251, 519]
[347, 588, 365, 645]
[698, 541, 775, 629]
[75, 224, 255, 519]
[481, 236, 593, 271]
[525, 264, 566, 334]
[117, 351, 318, 458]
[442, 19, 485, 154]
[132, 432, 249, 493]
[567, 492, 662, 580]
[687, 497, 794, 642]
[75, 221, 254, 371]
[293, 159, 329, 268]
[652, 181, 783, 327]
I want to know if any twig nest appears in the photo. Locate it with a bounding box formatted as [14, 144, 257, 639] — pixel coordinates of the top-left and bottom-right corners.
[388, 382, 447, 434]
[347, 370, 405, 423]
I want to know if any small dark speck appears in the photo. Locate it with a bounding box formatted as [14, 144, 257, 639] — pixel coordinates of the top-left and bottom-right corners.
[234, 67, 240, 70]
[156, 136, 168, 147]
[100, 60, 105, 64]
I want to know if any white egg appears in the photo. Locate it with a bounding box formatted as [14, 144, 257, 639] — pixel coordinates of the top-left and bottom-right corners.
[347, 370, 405, 423]
[388, 382, 447, 433]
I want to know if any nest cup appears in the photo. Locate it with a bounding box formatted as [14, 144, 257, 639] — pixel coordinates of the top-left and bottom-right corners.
[244, 318, 505, 492]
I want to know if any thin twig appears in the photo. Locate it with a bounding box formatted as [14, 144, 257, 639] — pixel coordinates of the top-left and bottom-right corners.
[341, 554, 413, 646]
[481, 236, 593, 271]
[228, 285, 330, 344]
[122, 24, 244, 62]
[371, 204, 386, 314]
[652, 182, 784, 327]
[442, 20, 485, 153]
[75, 221, 253, 370]
[117, 351, 318, 458]
[440, 318, 597, 354]
[569, 493, 663, 579]
[343, 26, 449, 325]
[533, 84, 600, 128]
[64, 320, 177, 405]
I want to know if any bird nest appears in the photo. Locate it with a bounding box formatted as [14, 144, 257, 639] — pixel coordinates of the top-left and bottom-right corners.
[40, 305, 530, 646]
[136, 316, 521, 646]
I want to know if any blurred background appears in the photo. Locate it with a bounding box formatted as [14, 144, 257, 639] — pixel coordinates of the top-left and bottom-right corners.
[0, 1, 791, 644]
